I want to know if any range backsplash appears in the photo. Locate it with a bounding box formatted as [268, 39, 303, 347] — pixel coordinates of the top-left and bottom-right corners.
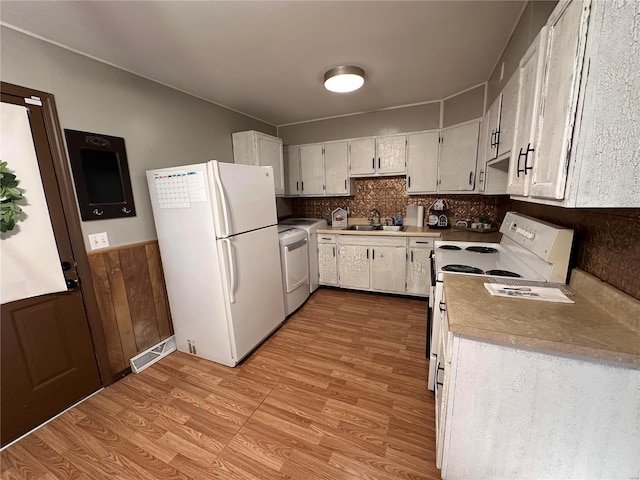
[289, 177, 640, 301]
[507, 201, 640, 301]
[289, 177, 504, 223]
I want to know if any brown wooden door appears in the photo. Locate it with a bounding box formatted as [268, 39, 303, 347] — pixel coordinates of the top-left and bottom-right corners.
[1, 90, 102, 447]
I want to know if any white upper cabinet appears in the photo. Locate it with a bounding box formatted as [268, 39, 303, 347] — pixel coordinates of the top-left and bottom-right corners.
[283, 145, 301, 196]
[509, 0, 638, 207]
[349, 135, 407, 176]
[498, 70, 519, 161]
[283, 141, 354, 197]
[324, 140, 353, 196]
[507, 28, 548, 197]
[476, 71, 518, 195]
[232, 130, 284, 196]
[529, 0, 588, 200]
[438, 121, 480, 192]
[349, 137, 376, 176]
[376, 134, 407, 175]
[406, 130, 440, 194]
[484, 96, 502, 163]
[299, 143, 325, 196]
[567, 0, 640, 207]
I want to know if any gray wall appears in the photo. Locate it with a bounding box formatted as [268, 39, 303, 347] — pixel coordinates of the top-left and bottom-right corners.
[278, 102, 441, 146]
[277, 83, 488, 147]
[0, 27, 276, 249]
[442, 84, 485, 128]
[487, 0, 558, 105]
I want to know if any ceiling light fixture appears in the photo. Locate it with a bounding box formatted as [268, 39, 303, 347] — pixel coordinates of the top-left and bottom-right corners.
[324, 66, 365, 93]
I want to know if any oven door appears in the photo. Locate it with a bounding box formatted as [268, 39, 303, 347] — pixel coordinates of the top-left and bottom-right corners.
[426, 250, 435, 359]
[427, 279, 443, 392]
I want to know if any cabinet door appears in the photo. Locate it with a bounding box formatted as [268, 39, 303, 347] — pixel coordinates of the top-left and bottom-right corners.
[283, 146, 301, 196]
[377, 134, 407, 175]
[299, 144, 325, 196]
[338, 245, 370, 289]
[318, 243, 338, 286]
[257, 134, 284, 196]
[371, 246, 406, 293]
[406, 248, 431, 296]
[498, 70, 519, 160]
[439, 121, 480, 192]
[530, 0, 589, 199]
[476, 116, 490, 192]
[485, 96, 502, 162]
[507, 28, 548, 196]
[324, 141, 349, 195]
[407, 131, 439, 194]
[349, 138, 376, 176]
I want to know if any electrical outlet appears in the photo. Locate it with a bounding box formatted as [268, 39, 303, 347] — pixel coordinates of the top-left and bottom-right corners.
[88, 232, 110, 250]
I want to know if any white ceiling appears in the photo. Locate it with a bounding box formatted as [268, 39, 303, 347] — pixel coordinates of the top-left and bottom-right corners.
[1, 1, 526, 126]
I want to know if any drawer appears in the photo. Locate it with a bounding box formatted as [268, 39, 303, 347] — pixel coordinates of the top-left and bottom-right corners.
[408, 237, 434, 249]
[338, 235, 406, 247]
[318, 234, 336, 244]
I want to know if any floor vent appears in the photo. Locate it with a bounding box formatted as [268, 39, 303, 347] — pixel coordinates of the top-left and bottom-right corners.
[130, 335, 176, 373]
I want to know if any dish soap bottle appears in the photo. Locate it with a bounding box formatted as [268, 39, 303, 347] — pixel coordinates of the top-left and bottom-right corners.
[396, 213, 403, 226]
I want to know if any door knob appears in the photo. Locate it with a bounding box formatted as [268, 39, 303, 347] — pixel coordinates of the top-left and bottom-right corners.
[66, 278, 80, 290]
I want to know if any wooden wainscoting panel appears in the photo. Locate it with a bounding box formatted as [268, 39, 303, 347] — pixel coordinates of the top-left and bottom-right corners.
[104, 250, 138, 363]
[118, 246, 160, 352]
[87, 254, 127, 373]
[87, 241, 173, 376]
[145, 242, 172, 339]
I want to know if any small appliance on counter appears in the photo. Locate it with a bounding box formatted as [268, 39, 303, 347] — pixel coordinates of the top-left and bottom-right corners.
[428, 199, 450, 229]
[331, 207, 348, 228]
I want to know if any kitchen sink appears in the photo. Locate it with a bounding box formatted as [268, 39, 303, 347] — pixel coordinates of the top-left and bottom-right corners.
[343, 225, 408, 232]
[345, 225, 378, 231]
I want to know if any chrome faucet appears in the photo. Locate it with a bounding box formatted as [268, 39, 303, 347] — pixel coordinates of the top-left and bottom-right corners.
[368, 208, 381, 225]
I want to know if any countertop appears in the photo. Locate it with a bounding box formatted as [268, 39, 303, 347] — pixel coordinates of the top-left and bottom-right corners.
[317, 223, 503, 242]
[443, 269, 640, 367]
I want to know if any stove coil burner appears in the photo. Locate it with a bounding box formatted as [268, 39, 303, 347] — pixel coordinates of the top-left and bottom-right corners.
[465, 246, 498, 254]
[442, 264, 484, 275]
[485, 269, 522, 278]
[439, 245, 462, 250]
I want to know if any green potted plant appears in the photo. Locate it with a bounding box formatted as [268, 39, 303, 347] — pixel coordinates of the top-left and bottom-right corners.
[1, 161, 25, 233]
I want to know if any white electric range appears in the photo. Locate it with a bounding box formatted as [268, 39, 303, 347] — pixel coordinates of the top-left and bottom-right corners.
[427, 211, 574, 390]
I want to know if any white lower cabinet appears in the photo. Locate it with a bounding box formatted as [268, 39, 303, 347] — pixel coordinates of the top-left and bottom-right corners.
[318, 234, 338, 286]
[370, 245, 406, 293]
[440, 334, 640, 479]
[337, 235, 408, 295]
[338, 245, 370, 290]
[406, 238, 433, 296]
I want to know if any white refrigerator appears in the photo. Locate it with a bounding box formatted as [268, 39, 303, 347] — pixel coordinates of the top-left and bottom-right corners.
[146, 161, 285, 367]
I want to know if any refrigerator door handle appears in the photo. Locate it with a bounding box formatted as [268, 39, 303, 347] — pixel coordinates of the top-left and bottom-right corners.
[222, 238, 236, 304]
[213, 161, 231, 237]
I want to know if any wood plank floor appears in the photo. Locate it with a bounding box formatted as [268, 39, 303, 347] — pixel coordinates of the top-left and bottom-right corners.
[1, 288, 439, 479]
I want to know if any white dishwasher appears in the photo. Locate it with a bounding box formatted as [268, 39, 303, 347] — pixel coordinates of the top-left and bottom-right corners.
[277, 227, 310, 316]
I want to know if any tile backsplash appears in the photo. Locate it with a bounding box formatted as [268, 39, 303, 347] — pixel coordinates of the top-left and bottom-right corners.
[507, 201, 640, 301]
[290, 177, 504, 223]
[288, 177, 640, 301]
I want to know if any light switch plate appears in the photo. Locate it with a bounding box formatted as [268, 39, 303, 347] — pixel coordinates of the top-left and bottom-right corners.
[88, 232, 110, 250]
